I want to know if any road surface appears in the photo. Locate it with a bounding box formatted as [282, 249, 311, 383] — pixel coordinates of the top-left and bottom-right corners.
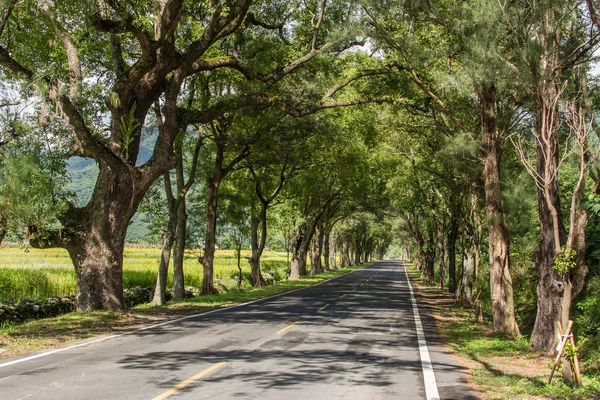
[0, 261, 479, 399]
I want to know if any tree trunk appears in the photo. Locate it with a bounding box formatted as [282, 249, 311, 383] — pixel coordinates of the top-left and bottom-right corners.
[438, 227, 447, 290]
[529, 100, 565, 352]
[201, 171, 221, 295]
[289, 226, 305, 280]
[329, 231, 337, 269]
[290, 212, 322, 279]
[341, 235, 351, 267]
[310, 234, 321, 276]
[29, 160, 148, 311]
[462, 239, 476, 305]
[236, 241, 243, 290]
[172, 198, 187, 301]
[0, 213, 7, 246]
[67, 233, 125, 311]
[152, 209, 176, 305]
[315, 225, 325, 272]
[423, 250, 435, 285]
[448, 217, 459, 294]
[480, 84, 520, 339]
[323, 231, 330, 270]
[528, 12, 569, 350]
[354, 237, 361, 265]
[249, 203, 266, 287]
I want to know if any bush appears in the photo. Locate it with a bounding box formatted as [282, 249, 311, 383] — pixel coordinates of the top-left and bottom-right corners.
[0, 297, 75, 323]
[123, 286, 156, 308]
[262, 260, 288, 283]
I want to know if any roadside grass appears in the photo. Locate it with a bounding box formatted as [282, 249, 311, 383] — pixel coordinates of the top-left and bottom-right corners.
[0, 263, 367, 359]
[0, 247, 288, 302]
[406, 262, 600, 400]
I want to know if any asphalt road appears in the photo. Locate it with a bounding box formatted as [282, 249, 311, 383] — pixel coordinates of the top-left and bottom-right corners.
[0, 261, 479, 400]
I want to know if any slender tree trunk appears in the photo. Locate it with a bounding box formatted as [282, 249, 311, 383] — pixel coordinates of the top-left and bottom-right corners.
[354, 237, 361, 265]
[422, 227, 435, 285]
[480, 84, 520, 339]
[462, 238, 476, 305]
[530, 88, 566, 352]
[0, 213, 7, 246]
[438, 227, 447, 290]
[316, 225, 325, 272]
[236, 241, 243, 290]
[323, 231, 330, 270]
[172, 198, 187, 301]
[249, 203, 266, 287]
[310, 234, 321, 276]
[528, 13, 569, 351]
[201, 170, 222, 295]
[152, 208, 177, 305]
[448, 217, 459, 294]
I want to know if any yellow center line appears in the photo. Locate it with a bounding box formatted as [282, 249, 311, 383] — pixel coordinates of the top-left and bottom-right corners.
[360, 283, 364, 287]
[319, 304, 330, 311]
[276, 321, 298, 335]
[152, 361, 226, 400]
[340, 294, 347, 298]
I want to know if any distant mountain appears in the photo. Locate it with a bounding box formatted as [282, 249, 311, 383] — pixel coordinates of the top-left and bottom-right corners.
[65, 128, 158, 242]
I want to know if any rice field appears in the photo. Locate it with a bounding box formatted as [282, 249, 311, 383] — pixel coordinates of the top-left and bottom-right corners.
[0, 247, 289, 303]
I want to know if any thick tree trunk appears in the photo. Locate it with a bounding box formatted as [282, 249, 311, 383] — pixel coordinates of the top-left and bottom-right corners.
[289, 227, 305, 280]
[341, 235, 351, 267]
[290, 212, 321, 279]
[480, 85, 520, 339]
[172, 198, 187, 301]
[329, 231, 337, 269]
[68, 234, 125, 311]
[29, 161, 148, 312]
[29, 157, 160, 312]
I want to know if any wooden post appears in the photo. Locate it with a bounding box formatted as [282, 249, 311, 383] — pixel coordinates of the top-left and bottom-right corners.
[558, 321, 583, 387]
[548, 320, 573, 384]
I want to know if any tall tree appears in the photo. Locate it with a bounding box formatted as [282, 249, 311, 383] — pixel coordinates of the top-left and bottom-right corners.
[0, 0, 253, 310]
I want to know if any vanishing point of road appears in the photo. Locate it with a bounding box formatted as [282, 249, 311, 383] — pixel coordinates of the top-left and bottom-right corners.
[0, 261, 479, 399]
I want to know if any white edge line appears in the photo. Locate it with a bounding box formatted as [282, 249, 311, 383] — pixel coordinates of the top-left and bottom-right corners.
[404, 261, 440, 400]
[0, 263, 371, 369]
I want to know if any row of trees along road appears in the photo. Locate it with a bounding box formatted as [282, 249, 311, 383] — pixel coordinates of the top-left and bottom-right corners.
[2, 0, 600, 370]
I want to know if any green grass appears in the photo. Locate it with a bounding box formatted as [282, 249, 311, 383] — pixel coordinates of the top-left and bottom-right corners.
[405, 263, 600, 400]
[0, 247, 289, 303]
[0, 262, 368, 359]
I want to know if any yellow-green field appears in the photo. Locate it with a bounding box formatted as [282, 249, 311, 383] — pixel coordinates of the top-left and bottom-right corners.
[0, 247, 289, 303]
